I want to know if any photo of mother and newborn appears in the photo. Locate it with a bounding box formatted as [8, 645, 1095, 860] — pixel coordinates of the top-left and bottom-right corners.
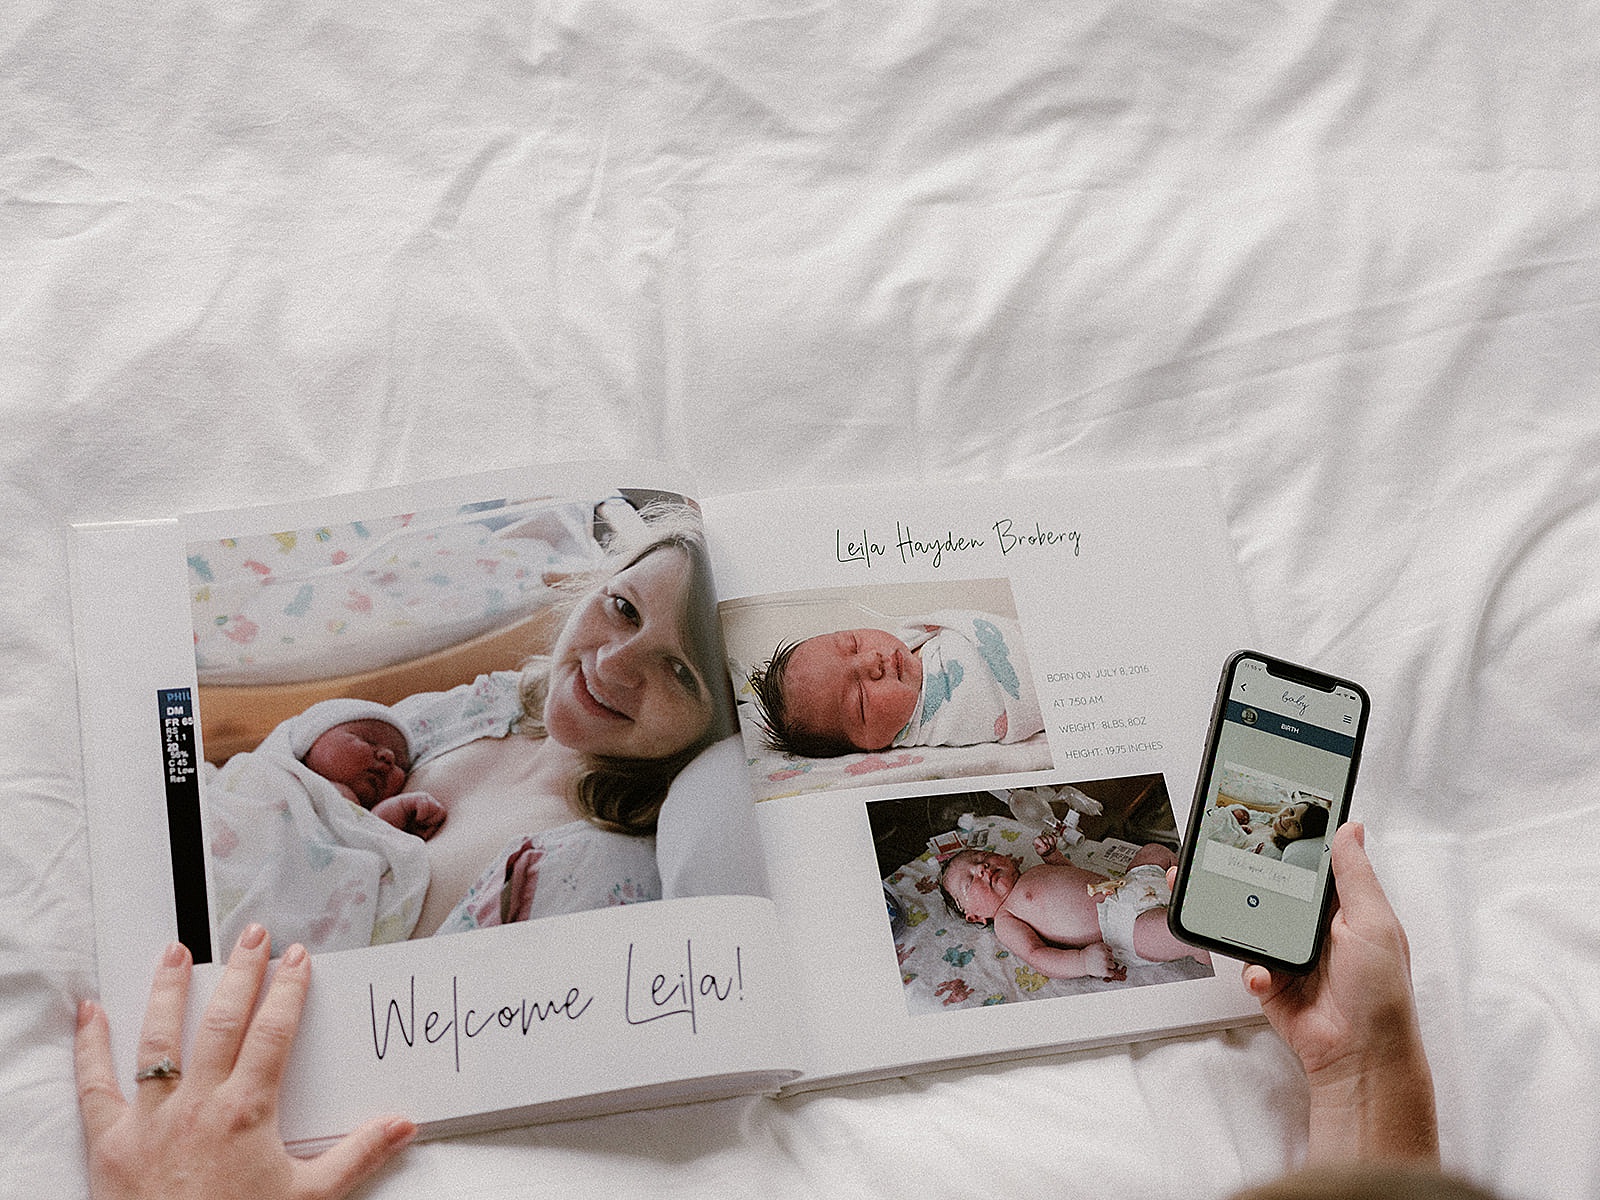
[189, 488, 758, 958]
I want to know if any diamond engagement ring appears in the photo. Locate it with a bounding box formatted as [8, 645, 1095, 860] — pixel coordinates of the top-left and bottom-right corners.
[133, 1055, 181, 1083]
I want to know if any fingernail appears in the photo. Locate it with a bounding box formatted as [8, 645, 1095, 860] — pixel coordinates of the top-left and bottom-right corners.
[77, 998, 99, 1028]
[281, 943, 308, 968]
[163, 942, 188, 967]
[238, 924, 267, 951]
[387, 1117, 418, 1147]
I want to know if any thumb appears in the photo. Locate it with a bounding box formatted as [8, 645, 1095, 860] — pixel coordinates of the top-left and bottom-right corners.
[295, 1116, 416, 1200]
[1242, 963, 1273, 997]
[1326, 822, 1396, 927]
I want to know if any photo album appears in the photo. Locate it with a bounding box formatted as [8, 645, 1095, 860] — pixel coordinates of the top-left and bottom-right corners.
[69, 460, 1263, 1149]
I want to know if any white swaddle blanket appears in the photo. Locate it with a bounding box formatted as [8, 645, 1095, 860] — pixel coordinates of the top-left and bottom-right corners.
[203, 745, 431, 956]
[203, 676, 535, 955]
[892, 610, 1043, 748]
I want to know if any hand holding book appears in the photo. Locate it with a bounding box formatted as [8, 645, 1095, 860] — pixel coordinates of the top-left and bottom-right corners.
[75, 927, 416, 1200]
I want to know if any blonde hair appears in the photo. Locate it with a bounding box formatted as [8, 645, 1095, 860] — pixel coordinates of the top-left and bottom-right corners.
[516, 499, 736, 836]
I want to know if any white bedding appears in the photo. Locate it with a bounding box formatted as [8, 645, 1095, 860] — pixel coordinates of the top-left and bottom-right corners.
[5, 4, 1598, 1200]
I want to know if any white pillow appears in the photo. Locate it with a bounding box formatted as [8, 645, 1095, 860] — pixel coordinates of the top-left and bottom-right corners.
[655, 735, 770, 900]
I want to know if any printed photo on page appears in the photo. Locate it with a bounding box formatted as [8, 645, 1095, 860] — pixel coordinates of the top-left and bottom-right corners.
[870, 775, 1213, 1015]
[185, 485, 753, 959]
[721, 578, 1050, 802]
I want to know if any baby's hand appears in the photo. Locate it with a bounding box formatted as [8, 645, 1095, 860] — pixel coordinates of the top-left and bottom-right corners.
[1032, 832, 1062, 862]
[371, 793, 447, 840]
[1083, 942, 1127, 981]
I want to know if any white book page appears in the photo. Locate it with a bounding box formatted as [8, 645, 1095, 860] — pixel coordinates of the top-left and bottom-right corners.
[69, 463, 797, 1145]
[701, 468, 1262, 1083]
[256, 895, 792, 1144]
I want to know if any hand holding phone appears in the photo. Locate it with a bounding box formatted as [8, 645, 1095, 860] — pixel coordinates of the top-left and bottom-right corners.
[1238, 821, 1441, 1163]
[1168, 650, 1370, 974]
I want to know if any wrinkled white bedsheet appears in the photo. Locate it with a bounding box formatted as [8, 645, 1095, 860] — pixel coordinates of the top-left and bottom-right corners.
[4, 3, 1597, 1199]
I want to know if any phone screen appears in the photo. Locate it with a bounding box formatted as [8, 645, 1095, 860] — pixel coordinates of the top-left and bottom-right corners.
[1174, 653, 1368, 969]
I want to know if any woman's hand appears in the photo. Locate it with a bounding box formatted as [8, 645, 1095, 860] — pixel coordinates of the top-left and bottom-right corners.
[75, 925, 416, 1200]
[1242, 823, 1439, 1164]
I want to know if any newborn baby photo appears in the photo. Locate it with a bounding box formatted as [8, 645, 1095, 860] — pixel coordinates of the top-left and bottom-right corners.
[870, 775, 1214, 1014]
[721, 578, 1053, 801]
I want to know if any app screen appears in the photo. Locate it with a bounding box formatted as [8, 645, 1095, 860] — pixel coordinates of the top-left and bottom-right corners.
[1181, 657, 1364, 964]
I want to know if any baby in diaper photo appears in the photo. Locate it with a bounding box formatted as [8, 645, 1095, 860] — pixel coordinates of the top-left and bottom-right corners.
[939, 837, 1209, 981]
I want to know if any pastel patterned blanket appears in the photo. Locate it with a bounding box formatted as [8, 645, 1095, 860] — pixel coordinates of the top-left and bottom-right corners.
[893, 610, 1043, 748]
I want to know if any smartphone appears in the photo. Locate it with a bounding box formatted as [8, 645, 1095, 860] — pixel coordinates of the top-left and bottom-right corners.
[1168, 650, 1370, 974]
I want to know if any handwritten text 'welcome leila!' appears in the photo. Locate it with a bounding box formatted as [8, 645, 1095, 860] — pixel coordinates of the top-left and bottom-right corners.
[367, 941, 745, 1072]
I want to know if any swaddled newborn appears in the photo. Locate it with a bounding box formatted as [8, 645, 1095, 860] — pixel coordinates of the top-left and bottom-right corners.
[289, 701, 445, 840]
[203, 698, 439, 954]
[750, 609, 1043, 757]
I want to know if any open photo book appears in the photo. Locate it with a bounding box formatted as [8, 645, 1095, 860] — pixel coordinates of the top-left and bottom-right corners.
[69, 460, 1263, 1150]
